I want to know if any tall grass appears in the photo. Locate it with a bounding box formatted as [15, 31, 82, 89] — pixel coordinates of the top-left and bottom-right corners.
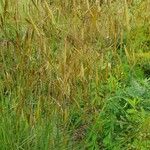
[0, 0, 150, 149]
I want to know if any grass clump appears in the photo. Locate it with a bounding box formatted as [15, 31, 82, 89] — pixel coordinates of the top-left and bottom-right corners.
[0, 0, 150, 149]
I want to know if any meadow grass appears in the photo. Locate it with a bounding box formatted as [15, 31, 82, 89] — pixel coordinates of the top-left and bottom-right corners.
[0, 0, 150, 149]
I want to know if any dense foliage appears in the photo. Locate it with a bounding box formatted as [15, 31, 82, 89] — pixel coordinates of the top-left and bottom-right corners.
[0, 0, 150, 149]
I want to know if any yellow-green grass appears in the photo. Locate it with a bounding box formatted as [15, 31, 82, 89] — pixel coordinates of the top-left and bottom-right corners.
[0, 0, 150, 149]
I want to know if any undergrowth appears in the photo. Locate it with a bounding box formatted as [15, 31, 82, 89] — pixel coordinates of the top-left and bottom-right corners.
[0, 0, 150, 149]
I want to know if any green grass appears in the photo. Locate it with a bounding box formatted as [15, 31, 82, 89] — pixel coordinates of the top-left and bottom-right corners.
[0, 0, 150, 149]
